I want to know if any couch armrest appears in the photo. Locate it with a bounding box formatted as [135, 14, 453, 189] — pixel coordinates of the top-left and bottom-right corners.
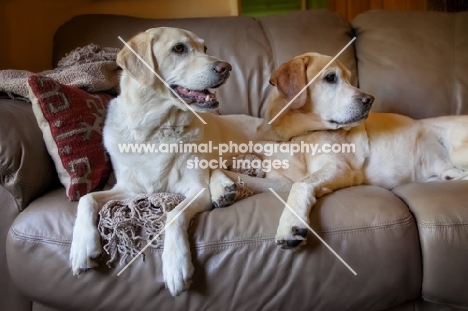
[0, 98, 58, 211]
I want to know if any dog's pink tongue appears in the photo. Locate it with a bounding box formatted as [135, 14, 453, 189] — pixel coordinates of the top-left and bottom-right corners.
[177, 87, 198, 96]
[176, 86, 216, 102]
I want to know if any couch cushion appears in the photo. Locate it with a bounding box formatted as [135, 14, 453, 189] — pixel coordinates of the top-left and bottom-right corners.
[392, 181, 468, 309]
[0, 99, 58, 210]
[352, 11, 468, 118]
[258, 10, 357, 86]
[0, 186, 32, 311]
[7, 185, 420, 311]
[53, 10, 354, 117]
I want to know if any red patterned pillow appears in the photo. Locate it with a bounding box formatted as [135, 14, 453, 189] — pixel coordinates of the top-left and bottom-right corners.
[28, 75, 113, 201]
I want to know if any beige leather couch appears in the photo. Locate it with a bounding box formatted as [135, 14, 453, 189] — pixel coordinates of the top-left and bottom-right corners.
[2, 9, 468, 311]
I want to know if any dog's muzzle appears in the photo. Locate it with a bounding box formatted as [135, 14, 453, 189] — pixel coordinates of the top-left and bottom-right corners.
[171, 61, 232, 111]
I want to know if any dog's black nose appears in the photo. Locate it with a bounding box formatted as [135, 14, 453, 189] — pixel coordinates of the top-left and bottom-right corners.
[359, 94, 374, 108]
[213, 61, 232, 74]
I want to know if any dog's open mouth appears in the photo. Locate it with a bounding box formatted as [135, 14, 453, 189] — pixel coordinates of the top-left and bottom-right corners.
[171, 85, 219, 110]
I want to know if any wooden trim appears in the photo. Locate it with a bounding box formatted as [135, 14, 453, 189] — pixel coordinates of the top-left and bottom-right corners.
[329, 0, 427, 21]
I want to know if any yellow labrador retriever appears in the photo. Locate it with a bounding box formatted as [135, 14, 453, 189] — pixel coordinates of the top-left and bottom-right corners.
[265, 52, 468, 248]
[69, 27, 289, 296]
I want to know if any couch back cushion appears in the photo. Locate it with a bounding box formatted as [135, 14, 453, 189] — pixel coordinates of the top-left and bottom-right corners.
[53, 10, 355, 117]
[353, 11, 468, 118]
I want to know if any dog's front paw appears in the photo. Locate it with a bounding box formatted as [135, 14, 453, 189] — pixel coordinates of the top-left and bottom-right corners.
[162, 246, 194, 296]
[275, 210, 309, 249]
[213, 183, 237, 208]
[276, 225, 308, 249]
[69, 226, 102, 275]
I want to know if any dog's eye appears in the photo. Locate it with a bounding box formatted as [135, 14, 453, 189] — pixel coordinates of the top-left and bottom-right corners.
[172, 44, 186, 54]
[204, 46, 208, 53]
[324, 72, 337, 84]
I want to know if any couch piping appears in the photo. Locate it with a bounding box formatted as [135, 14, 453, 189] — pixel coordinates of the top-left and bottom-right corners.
[9, 216, 415, 251]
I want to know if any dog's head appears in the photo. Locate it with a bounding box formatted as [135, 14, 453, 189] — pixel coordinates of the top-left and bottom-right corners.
[117, 27, 231, 112]
[267, 52, 374, 137]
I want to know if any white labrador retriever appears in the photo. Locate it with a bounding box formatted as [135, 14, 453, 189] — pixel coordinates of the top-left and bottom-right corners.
[264, 52, 468, 248]
[69, 27, 289, 296]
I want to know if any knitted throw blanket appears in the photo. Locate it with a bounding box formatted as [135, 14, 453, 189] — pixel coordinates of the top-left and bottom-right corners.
[0, 44, 121, 100]
[98, 193, 185, 267]
[97, 153, 263, 267]
[98, 177, 255, 267]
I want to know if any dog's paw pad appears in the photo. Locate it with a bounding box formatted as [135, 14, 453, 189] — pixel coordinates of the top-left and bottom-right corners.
[215, 190, 236, 208]
[214, 179, 254, 208]
[224, 184, 237, 193]
[223, 184, 238, 202]
[292, 226, 308, 238]
[276, 226, 308, 249]
[285, 239, 304, 248]
[276, 238, 307, 249]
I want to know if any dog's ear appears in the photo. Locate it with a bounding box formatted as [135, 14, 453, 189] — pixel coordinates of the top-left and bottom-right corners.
[117, 32, 158, 86]
[269, 57, 309, 109]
